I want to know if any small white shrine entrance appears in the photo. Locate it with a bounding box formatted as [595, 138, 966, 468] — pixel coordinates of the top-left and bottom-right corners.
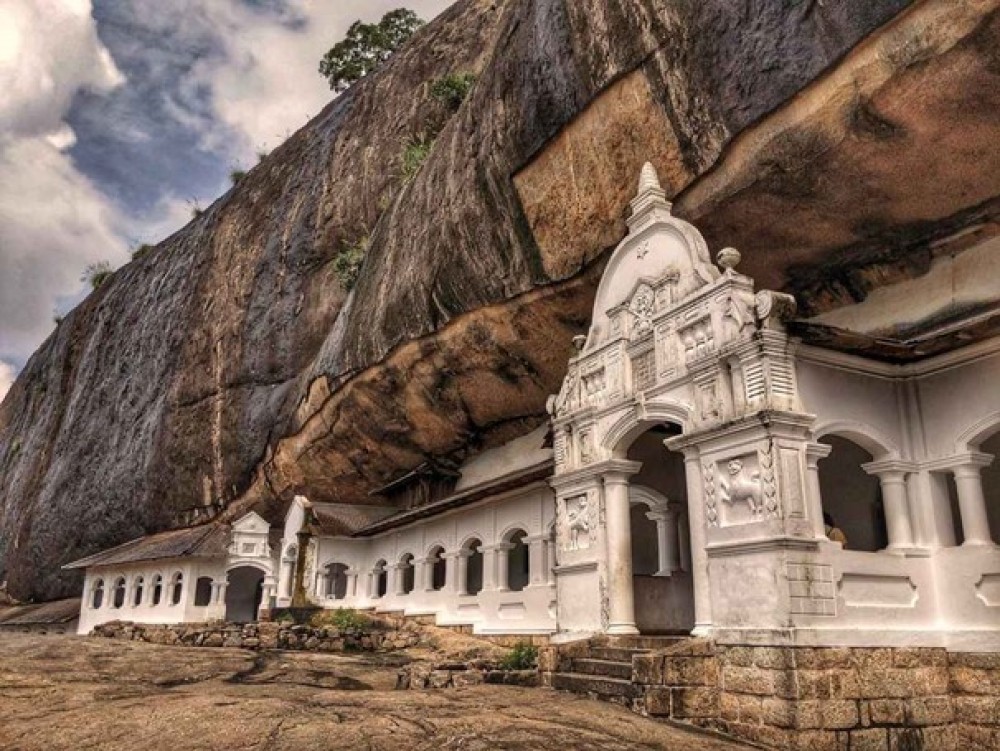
[549, 163, 804, 638]
[548, 162, 1000, 649]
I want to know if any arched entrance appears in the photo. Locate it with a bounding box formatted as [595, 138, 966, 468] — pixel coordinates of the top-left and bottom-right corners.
[625, 426, 695, 634]
[225, 566, 265, 623]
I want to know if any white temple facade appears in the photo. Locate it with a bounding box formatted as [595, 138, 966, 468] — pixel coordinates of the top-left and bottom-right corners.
[69, 164, 1000, 651]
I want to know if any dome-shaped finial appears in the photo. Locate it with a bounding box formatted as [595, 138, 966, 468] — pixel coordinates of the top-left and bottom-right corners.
[716, 247, 742, 271]
[638, 162, 662, 194]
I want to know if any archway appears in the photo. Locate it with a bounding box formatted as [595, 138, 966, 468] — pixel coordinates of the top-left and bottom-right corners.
[225, 566, 265, 622]
[373, 560, 388, 598]
[325, 562, 349, 600]
[817, 435, 887, 552]
[428, 546, 447, 591]
[399, 554, 415, 595]
[625, 425, 695, 634]
[463, 539, 483, 596]
[503, 529, 530, 592]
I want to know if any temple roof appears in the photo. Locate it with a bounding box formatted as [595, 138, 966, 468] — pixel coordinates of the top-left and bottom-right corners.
[0, 598, 81, 626]
[62, 523, 229, 570]
[354, 458, 553, 537]
[308, 503, 399, 537]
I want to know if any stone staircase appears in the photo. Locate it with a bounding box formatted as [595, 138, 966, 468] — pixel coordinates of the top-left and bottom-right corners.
[549, 635, 685, 706]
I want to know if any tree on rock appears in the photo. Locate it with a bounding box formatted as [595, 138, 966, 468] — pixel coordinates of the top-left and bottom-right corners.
[319, 9, 424, 91]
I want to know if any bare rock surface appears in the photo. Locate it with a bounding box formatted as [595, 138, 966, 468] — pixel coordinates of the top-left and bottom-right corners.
[2, 0, 999, 601]
[0, 634, 750, 750]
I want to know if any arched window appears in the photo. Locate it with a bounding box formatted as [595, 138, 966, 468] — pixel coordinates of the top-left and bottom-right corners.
[374, 560, 388, 598]
[818, 436, 887, 552]
[151, 574, 163, 606]
[504, 529, 530, 592]
[464, 539, 483, 596]
[112, 577, 127, 609]
[194, 577, 213, 607]
[326, 563, 349, 600]
[170, 572, 184, 606]
[399, 553, 415, 595]
[132, 576, 145, 607]
[428, 546, 446, 591]
[91, 579, 105, 610]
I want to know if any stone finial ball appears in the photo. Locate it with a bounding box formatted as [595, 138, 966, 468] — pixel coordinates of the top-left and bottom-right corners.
[717, 247, 741, 270]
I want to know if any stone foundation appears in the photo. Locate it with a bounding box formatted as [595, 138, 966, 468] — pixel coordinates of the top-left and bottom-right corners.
[92, 619, 423, 653]
[541, 639, 1000, 750]
[396, 661, 538, 690]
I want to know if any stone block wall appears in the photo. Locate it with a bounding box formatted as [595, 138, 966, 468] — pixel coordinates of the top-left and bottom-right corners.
[543, 638, 1000, 750]
[92, 620, 423, 652]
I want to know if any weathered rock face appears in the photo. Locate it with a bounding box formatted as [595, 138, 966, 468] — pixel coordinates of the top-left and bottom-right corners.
[2, 0, 999, 600]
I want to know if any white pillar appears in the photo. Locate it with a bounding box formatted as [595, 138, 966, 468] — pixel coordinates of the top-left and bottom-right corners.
[805, 442, 832, 539]
[316, 573, 329, 600]
[545, 535, 557, 586]
[604, 470, 639, 635]
[526, 534, 548, 586]
[346, 570, 359, 599]
[953, 458, 995, 546]
[393, 564, 406, 596]
[453, 551, 470, 596]
[647, 509, 675, 576]
[417, 558, 433, 591]
[682, 450, 712, 634]
[864, 462, 915, 552]
[484, 545, 503, 591]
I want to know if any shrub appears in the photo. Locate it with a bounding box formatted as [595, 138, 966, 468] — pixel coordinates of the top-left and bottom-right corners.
[401, 134, 433, 180]
[334, 236, 368, 290]
[230, 169, 246, 185]
[499, 642, 538, 670]
[430, 72, 476, 111]
[311, 607, 369, 631]
[81, 261, 114, 290]
[256, 150, 269, 163]
[131, 243, 154, 261]
[319, 8, 425, 91]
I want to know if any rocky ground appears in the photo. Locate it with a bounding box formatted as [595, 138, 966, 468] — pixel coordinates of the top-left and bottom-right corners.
[0, 633, 750, 750]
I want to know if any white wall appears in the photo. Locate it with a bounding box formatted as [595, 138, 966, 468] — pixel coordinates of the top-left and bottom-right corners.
[77, 557, 226, 635]
[306, 483, 558, 635]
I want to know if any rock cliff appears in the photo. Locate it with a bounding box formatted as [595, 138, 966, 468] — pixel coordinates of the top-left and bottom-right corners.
[2, 0, 999, 600]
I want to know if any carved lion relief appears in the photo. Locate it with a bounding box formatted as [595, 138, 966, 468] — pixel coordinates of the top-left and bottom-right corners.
[718, 455, 764, 519]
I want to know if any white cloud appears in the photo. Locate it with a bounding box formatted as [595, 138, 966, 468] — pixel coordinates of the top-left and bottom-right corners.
[0, 361, 14, 402]
[168, 0, 454, 159]
[0, 0, 455, 370]
[0, 0, 128, 367]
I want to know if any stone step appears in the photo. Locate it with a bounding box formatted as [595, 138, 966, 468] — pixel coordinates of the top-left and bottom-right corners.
[603, 635, 687, 650]
[589, 646, 649, 663]
[551, 671, 640, 702]
[570, 658, 633, 680]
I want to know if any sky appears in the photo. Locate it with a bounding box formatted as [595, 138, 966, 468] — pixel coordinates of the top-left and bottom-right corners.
[0, 0, 453, 401]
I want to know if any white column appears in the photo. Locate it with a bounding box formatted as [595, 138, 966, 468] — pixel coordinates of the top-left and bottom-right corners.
[416, 558, 433, 591]
[604, 470, 639, 635]
[346, 570, 359, 599]
[647, 509, 674, 576]
[677, 510, 691, 573]
[316, 573, 329, 600]
[953, 459, 995, 546]
[864, 462, 915, 552]
[453, 551, 470, 595]
[393, 564, 406, 596]
[526, 534, 547, 586]
[805, 442, 832, 539]
[489, 544, 510, 591]
[682, 450, 712, 634]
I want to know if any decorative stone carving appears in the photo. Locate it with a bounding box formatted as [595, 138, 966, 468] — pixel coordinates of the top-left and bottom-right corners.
[703, 461, 719, 527]
[755, 290, 797, 327]
[563, 494, 595, 551]
[718, 455, 763, 517]
[629, 284, 655, 338]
